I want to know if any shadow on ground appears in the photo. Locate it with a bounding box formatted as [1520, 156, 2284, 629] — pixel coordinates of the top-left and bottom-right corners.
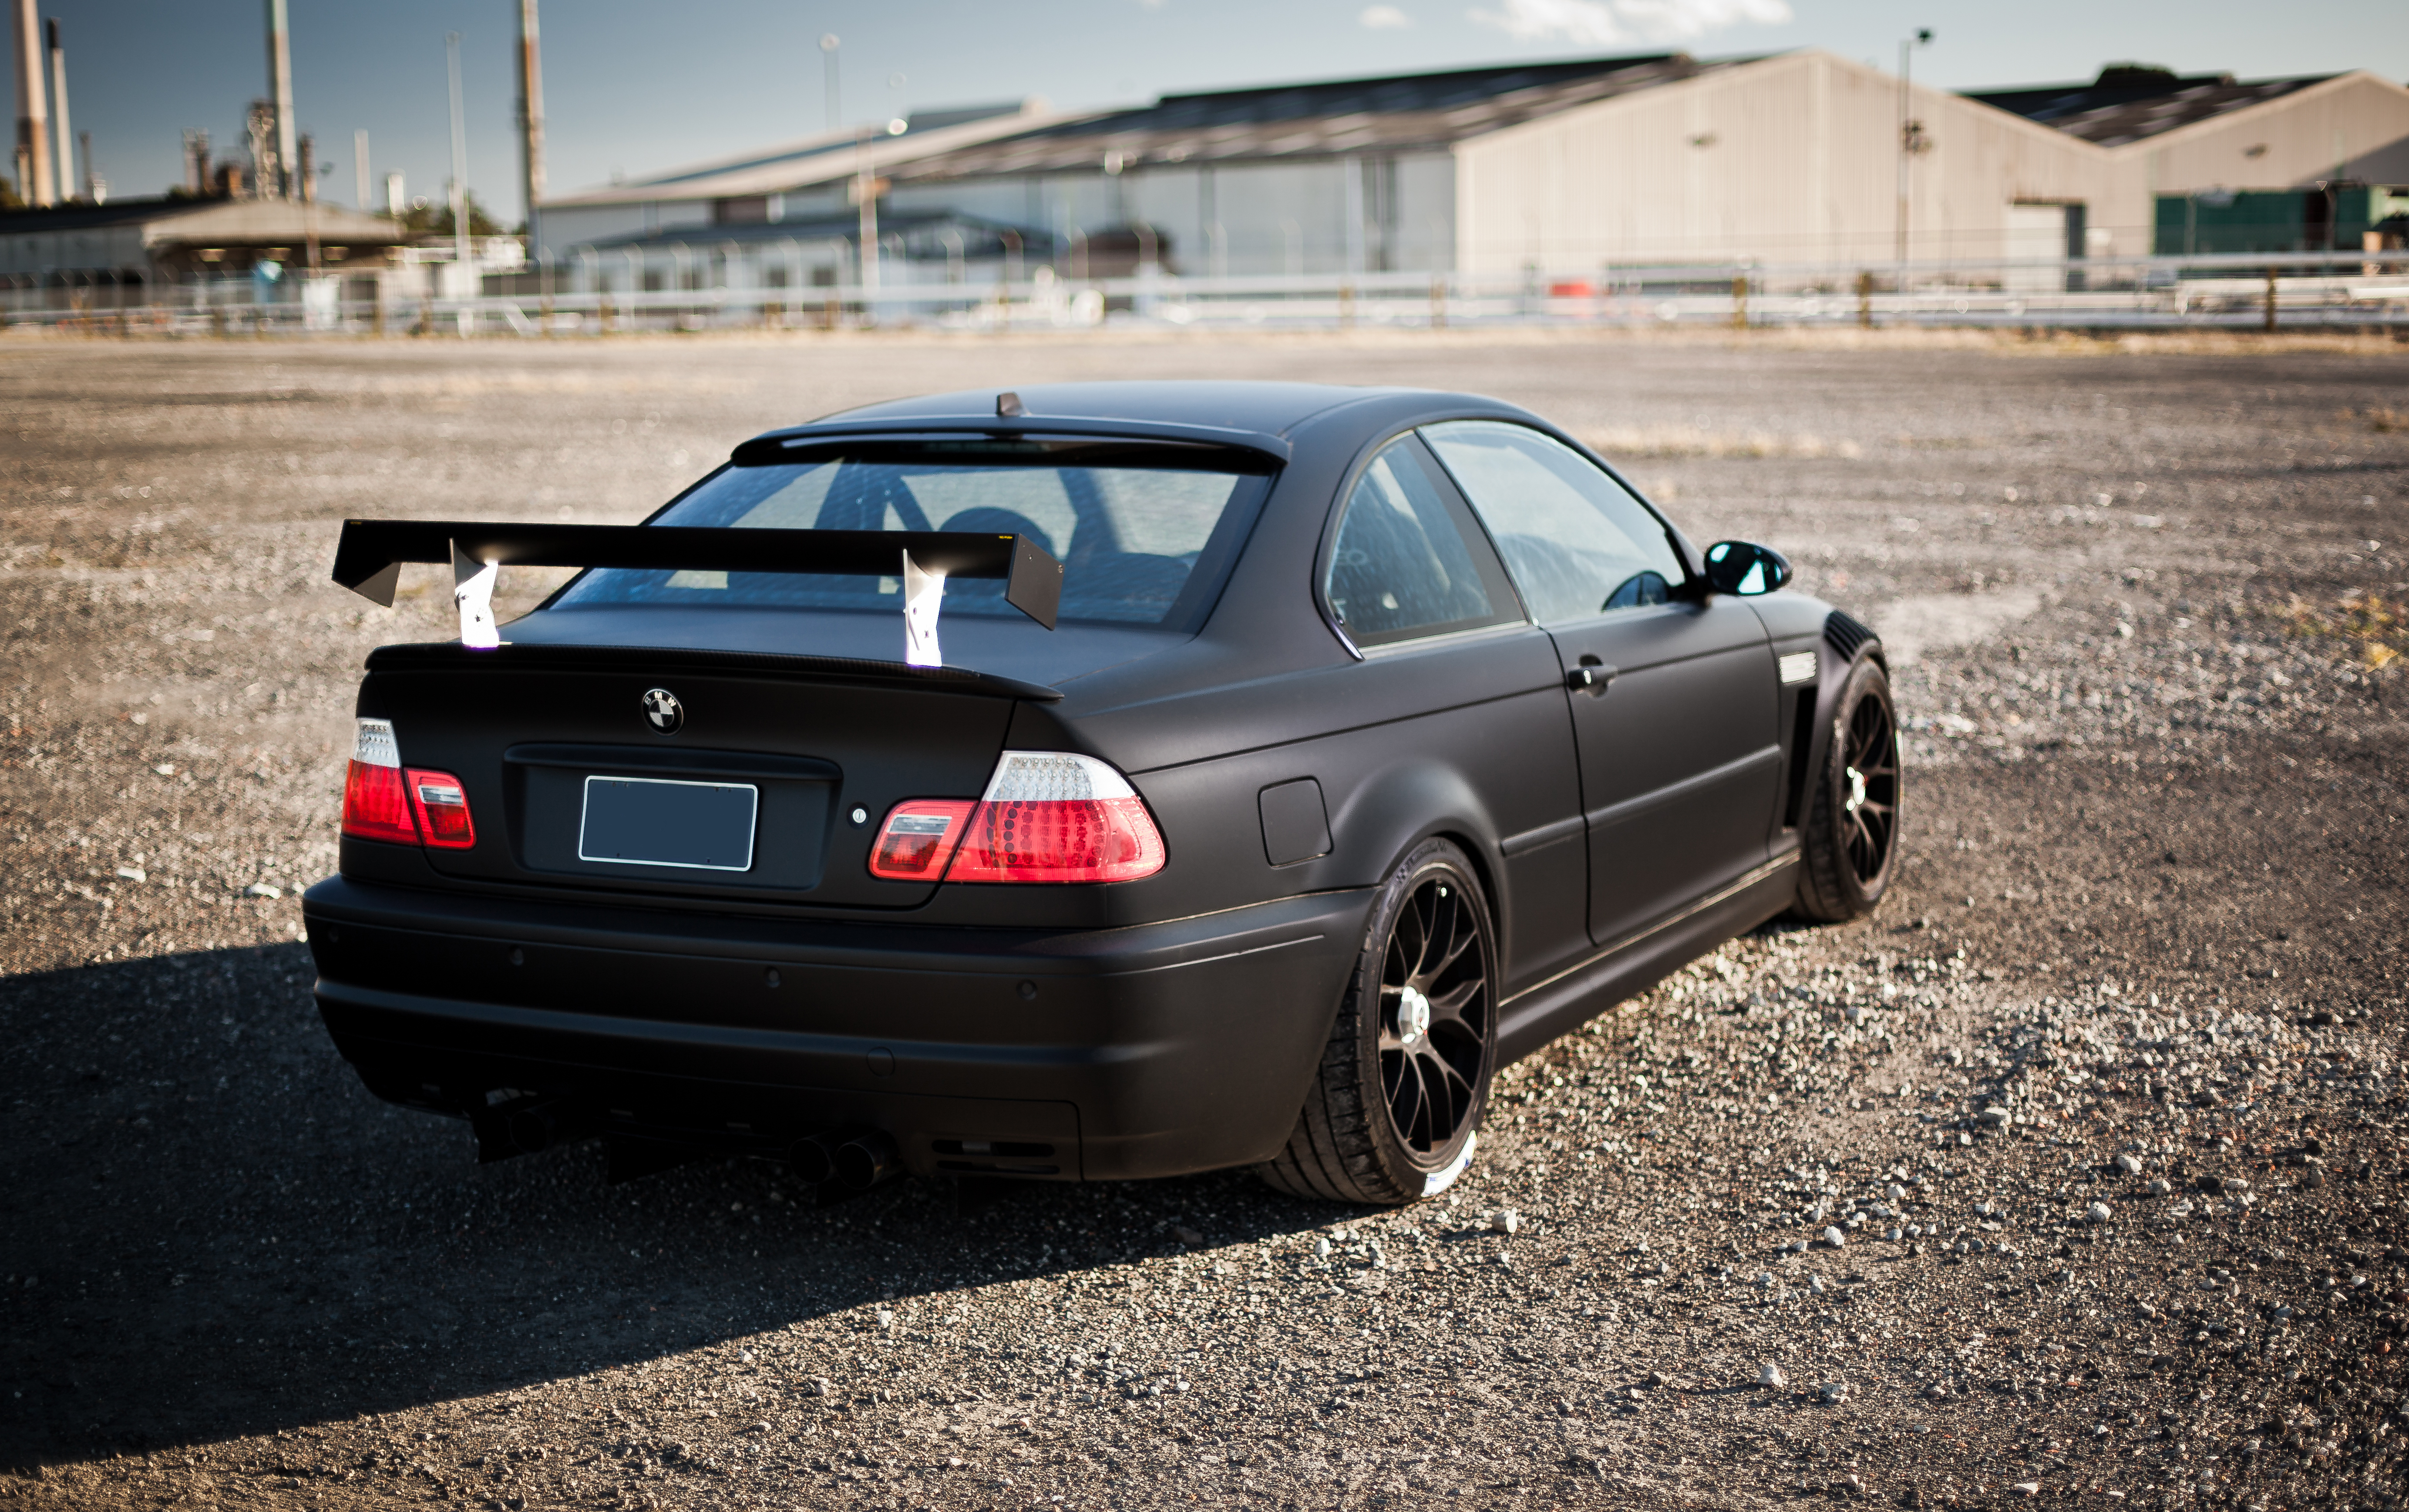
[0, 944, 1345, 1467]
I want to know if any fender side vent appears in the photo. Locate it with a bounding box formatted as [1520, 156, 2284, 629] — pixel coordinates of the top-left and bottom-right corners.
[1782, 685, 1823, 830]
[1824, 609, 1876, 660]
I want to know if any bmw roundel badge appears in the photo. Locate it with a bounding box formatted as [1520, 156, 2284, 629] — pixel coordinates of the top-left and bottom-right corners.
[640, 687, 683, 735]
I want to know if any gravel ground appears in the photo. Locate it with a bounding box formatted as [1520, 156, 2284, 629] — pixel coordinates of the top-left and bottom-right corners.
[2, 329, 2405, 1512]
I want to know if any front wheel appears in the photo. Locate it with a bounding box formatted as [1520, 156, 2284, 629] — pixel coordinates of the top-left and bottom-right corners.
[1257, 838, 1496, 1205]
[1794, 657, 1901, 921]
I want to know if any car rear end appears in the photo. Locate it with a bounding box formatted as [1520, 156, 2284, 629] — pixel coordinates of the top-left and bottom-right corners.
[301, 427, 1366, 1188]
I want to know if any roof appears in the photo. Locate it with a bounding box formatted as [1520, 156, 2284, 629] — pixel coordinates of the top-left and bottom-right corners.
[1962, 68, 2337, 148]
[818, 380, 1419, 437]
[572, 207, 1054, 255]
[0, 195, 409, 245]
[544, 101, 1063, 209]
[891, 53, 1726, 181]
[548, 54, 1727, 208]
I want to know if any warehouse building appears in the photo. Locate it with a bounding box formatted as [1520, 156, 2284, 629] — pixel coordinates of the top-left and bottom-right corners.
[538, 50, 2409, 289]
[0, 194, 408, 305]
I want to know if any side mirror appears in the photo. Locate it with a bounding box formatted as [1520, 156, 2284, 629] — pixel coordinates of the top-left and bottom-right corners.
[1702, 540, 1793, 596]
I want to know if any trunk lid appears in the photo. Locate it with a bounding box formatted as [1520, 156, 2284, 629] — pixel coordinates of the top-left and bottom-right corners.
[360, 641, 1036, 908]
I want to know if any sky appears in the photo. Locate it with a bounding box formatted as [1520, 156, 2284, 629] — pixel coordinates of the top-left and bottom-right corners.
[13, 0, 2406, 224]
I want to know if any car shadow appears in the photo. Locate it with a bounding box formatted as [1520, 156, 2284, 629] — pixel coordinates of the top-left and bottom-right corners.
[0, 944, 1368, 1469]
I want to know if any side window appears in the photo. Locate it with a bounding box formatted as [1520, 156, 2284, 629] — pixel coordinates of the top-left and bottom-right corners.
[1421, 421, 1688, 625]
[1324, 438, 1521, 647]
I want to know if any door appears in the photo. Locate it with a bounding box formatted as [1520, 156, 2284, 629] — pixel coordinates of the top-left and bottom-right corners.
[1422, 421, 1780, 949]
[1320, 434, 1591, 987]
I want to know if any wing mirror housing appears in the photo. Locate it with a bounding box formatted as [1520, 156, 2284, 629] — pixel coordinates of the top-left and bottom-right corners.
[1702, 540, 1793, 596]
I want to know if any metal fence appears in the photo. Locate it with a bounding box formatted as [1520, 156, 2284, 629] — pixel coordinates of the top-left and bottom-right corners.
[6, 250, 2405, 336]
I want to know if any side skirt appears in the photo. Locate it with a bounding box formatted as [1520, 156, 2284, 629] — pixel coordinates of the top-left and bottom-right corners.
[1495, 853, 1800, 1064]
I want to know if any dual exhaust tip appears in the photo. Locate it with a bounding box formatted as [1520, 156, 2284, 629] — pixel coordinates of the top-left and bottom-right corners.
[790, 1129, 901, 1191]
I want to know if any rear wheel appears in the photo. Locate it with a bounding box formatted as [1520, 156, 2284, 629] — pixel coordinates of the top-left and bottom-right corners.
[1258, 838, 1496, 1205]
[1795, 657, 1901, 921]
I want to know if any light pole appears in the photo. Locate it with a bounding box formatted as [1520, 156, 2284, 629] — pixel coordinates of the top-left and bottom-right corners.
[1895, 28, 1931, 270]
[447, 31, 470, 285]
[819, 34, 840, 134]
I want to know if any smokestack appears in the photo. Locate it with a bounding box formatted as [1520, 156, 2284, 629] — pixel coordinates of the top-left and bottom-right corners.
[45, 17, 66, 201]
[265, 0, 295, 198]
[515, 0, 543, 246]
[183, 128, 209, 195]
[12, 0, 52, 205]
[297, 131, 314, 204]
[246, 98, 273, 199]
[383, 168, 402, 218]
[445, 31, 468, 270]
[353, 127, 367, 209]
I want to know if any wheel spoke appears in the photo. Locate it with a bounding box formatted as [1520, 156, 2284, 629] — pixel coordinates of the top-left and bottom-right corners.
[1429, 917, 1477, 978]
[1425, 978, 1484, 1028]
[1390, 1057, 1427, 1149]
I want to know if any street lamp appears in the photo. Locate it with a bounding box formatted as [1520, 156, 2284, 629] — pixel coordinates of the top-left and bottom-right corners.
[1896, 28, 1932, 269]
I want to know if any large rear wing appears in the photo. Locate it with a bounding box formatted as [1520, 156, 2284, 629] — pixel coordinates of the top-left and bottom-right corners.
[331, 520, 1063, 665]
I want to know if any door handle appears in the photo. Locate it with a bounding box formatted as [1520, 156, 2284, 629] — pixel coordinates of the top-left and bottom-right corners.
[1565, 663, 1618, 696]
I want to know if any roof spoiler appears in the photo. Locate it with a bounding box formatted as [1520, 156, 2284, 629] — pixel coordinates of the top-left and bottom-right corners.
[330, 520, 1064, 664]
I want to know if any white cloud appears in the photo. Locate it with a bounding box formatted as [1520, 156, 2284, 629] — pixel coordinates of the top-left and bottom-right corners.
[1467, 0, 1790, 47]
[1359, 4, 1415, 27]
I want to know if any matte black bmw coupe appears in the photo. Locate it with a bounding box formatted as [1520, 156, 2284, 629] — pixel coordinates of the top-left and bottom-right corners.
[303, 381, 1898, 1205]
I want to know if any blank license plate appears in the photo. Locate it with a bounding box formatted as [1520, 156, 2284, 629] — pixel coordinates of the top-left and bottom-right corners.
[578, 776, 758, 872]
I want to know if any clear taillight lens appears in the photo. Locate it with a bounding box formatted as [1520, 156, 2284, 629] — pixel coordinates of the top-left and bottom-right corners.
[946, 752, 1166, 884]
[340, 717, 418, 844]
[405, 768, 477, 849]
[868, 799, 975, 879]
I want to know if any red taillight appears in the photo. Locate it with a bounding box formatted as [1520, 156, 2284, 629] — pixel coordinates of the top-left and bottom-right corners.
[405, 768, 477, 849]
[948, 794, 1165, 883]
[863, 754, 1166, 886]
[340, 718, 476, 850]
[947, 752, 1166, 884]
[868, 799, 975, 879]
[341, 760, 419, 844]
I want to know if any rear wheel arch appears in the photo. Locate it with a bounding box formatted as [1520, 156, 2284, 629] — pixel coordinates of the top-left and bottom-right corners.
[1323, 756, 1511, 942]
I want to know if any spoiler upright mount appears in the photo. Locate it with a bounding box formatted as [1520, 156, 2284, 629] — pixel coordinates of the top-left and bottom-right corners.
[331, 520, 1065, 665]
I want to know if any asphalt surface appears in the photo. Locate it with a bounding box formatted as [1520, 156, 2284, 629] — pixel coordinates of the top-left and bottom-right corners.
[2, 328, 2405, 1512]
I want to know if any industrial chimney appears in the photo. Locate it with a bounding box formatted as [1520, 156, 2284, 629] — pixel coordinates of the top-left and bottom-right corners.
[12, 0, 53, 205]
[183, 128, 210, 196]
[264, 0, 296, 198]
[515, 0, 544, 248]
[46, 18, 68, 201]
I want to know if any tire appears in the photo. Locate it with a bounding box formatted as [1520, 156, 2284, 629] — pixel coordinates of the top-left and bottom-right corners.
[1258, 838, 1497, 1205]
[1794, 656, 1902, 922]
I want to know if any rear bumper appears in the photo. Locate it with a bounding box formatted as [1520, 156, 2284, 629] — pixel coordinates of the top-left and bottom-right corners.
[302, 876, 1371, 1182]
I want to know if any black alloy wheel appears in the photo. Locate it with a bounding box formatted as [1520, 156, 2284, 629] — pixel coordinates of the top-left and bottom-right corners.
[1796, 656, 1902, 921]
[1377, 872, 1490, 1159]
[1259, 838, 1497, 1205]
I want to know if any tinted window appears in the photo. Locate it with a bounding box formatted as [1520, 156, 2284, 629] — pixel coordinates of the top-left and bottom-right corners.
[1323, 438, 1519, 646]
[1421, 421, 1687, 624]
[553, 447, 1264, 627]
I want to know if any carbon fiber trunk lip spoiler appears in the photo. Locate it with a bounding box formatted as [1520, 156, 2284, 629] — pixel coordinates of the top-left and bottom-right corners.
[359, 640, 1064, 702]
[331, 520, 1064, 662]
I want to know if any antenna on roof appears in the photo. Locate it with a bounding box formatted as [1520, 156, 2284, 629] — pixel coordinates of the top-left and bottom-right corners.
[996, 391, 1025, 418]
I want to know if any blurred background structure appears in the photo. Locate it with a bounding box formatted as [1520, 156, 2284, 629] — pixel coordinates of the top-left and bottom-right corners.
[2, 0, 2405, 332]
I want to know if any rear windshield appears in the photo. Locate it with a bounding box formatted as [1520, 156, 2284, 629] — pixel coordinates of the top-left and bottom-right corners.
[552, 440, 1271, 628]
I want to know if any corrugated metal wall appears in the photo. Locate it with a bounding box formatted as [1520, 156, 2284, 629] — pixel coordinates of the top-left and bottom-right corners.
[1452, 51, 2409, 275]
